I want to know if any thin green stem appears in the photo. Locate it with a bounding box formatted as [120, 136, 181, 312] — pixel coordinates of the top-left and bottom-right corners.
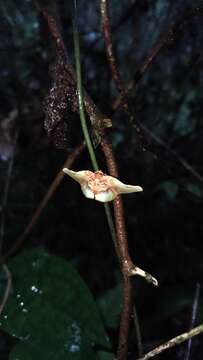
[104, 203, 118, 254]
[72, 2, 98, 171]
[72, 0, 117, 247]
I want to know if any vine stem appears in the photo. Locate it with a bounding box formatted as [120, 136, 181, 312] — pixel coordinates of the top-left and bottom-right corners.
[72, 0, 117, 247]
[72, 1, 98, 171]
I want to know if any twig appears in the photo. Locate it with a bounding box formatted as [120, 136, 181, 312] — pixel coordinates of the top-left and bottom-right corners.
[0, 130, 18, 252]
[100, 0, 146, 148]
[112, 7, 203, 110]
[90, 1, 140, 49]
[184, 283, 200, 360]
[100, 0, 123, 94]
[112, 25, 170, 110]
[3, 143, 84, 260]
[42, 3, 203, 121]
[141, 124, 203, 184]
[137, 324, 203, 360]
[0, 264, 12, 315]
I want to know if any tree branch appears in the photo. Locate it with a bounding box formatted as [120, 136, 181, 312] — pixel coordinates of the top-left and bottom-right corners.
[112, 7, 203, 110]
[3, 143, 84, 260]
[100, 0, 123, 94]
[101, 137, 157, 360]
[141, 124, 203, 184]
[138, 325, 203, 360]
[0, 264, 12, 315]
[100, 0, 147, 149]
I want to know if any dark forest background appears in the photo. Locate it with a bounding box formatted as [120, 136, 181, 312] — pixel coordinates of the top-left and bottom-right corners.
[0, 0, 203, 359]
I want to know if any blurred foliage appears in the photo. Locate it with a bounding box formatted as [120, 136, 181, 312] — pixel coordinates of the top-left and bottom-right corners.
[98, 283, 123, 329]
[0, 249, 113, 359]
[0, 0, 203, 359]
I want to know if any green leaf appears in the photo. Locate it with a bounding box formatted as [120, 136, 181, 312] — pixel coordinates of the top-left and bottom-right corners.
[9, 338, 96, 360]
[97, 284, 122, 329]
[0, 249, 111, 359]
[97, 350, 114, 360]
